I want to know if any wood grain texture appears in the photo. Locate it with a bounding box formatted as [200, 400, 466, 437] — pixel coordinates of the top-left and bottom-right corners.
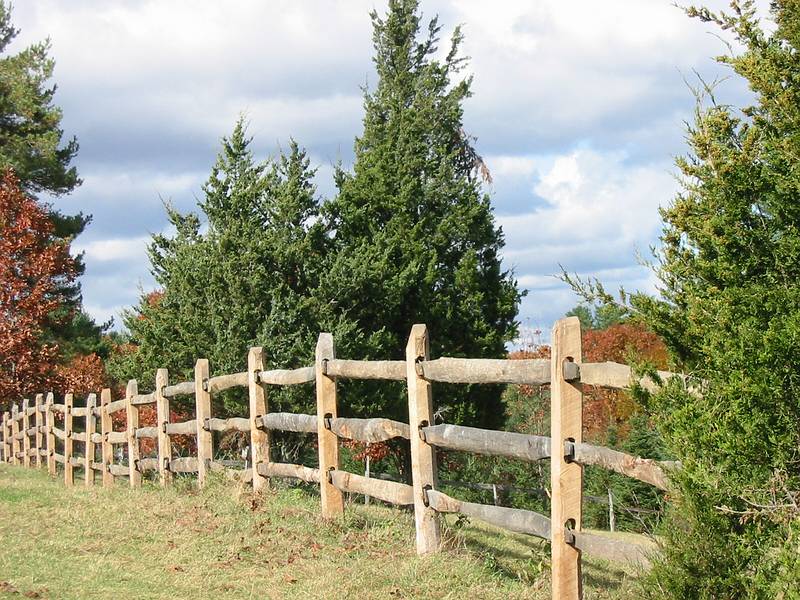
[315, 333, 343, 518]
[208, 371, 248, 394]
[105, 399, 127, 414]
[328, 417, 410, 443]
[162, 381, 195, 398]
[34, 394, 43, 468]
[21, 399, 30, 468]
[64, 394, 74, 486]
[550, 317, 583, 600]
[205, 417, 250, 433]
[165, 420, 197, 436]
[130, 392, 156, 406]
[135, 427, 159, 439]
[2, 411, 10, 464]
[248, 347, 269, 493]
[329, 470, 413, 505]
[421, 423, 551, 462]
[406, 324, 441, 555]
[258, 366, 315, 386]
[126, 380, 141, 488]
[570, 442, 676, 491]
[426, 489, 551, 540]
[156, 369, 172, 487]
[84, 394, 97, 487]
[256, 461, 320, 483]
[324, 359, 406, 381]
[259, 413, 316, 433]
[420, 357, 551, 385]
[572, 530, 652, 567]
[195, 359, 212, 488]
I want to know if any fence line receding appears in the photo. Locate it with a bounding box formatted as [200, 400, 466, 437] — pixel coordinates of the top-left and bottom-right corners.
[0, 317, 685, 600]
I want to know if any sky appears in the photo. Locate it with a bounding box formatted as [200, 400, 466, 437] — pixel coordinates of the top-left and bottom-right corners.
[13, 0, 764, 343]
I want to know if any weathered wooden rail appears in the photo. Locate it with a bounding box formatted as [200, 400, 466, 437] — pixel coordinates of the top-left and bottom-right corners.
[0, 318, 686, 600]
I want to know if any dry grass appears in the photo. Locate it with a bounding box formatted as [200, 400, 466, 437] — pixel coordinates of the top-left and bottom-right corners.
[0, 465, 645, 599]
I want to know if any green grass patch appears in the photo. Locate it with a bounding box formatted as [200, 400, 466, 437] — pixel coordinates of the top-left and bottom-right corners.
[0, 465, 644, 599]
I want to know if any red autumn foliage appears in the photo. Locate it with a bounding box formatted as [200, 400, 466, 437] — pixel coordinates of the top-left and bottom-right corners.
[342, 439, 391, 462]
[55, 353, 108, 398]
[507, 321, 668, 442]
[0, 170, 77, 409]
[582, 323, 668, 440]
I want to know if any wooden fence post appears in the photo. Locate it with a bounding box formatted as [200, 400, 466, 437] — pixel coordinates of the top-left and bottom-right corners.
[195, 359, 212, 488]
[126, 380, 141, 488]
[22, 398, 30, 468]
[85, 394, 97, 487]
[156, 369, 172, 487]
[64, 393, 74, 487]
[248, 347, 269, 493]
[11, 404, 19, 465]
[315, 333, 343, 518]
[100, 388, 113, 487]
[608, 489, 615, 533]
[406, 324, 441, 555]
[550, 316, 583, 600]
[2, 412, 9, 464]
[34, 394, 43, 468]
[45, 393, 55, 476]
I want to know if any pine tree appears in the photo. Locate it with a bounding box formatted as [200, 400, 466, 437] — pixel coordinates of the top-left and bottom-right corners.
[0, 1, 105, 362]
[112, 120, 333, 416]
[617, 1, 800, 595]
[319, 0, 522, 427]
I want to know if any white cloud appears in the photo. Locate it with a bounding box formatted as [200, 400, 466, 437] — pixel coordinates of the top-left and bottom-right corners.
[74, 236, 150, 263]
[8, 0, 774, 330]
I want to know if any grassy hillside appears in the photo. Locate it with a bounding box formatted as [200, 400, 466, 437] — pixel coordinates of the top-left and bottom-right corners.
[0, 465, 644, 599]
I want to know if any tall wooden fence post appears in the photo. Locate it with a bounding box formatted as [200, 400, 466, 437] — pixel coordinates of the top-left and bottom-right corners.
[248, 347, 269, 493]
[22, 398, 30, 468]
[11, 404, 19, 466]
[45, 393, 55, 476]
[100, 388, 113, 487]
[64, 393, 74, 487]
[2, 412, 10, 464]
[126, 380, 141, 488]
[315, 333, 343, 518]
[155, 369, 172, 487]
[85, 394, 97, 487]
[406, 324, 441, 555]
[34, 394, 43, 468]
[195, 359, 212, 488]
[550, 316, 583, 600]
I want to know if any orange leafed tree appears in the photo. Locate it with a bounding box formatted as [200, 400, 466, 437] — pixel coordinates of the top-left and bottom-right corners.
[0, 170, 77, 408]
[55, 353, 107, 398]
[582, 322, 668, 440]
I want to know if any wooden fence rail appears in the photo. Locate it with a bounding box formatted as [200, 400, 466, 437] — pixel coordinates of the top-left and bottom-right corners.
[0, 318, 684, 600]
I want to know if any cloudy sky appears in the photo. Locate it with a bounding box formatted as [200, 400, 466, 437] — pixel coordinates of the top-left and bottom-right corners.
[14, 0, 762, 342]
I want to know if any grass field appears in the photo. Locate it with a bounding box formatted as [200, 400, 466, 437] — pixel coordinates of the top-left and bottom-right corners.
[0, 465, 646, 599]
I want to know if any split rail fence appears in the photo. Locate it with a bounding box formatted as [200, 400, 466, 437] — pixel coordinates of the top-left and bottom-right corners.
[0, 317, 684, 600]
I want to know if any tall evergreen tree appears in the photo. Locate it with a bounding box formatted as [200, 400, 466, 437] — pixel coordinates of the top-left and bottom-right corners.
[0, 1, 105, 361]
[112, 120, 339, 416]
[319, 0, 522, 428]
[567, 1, 800, 595]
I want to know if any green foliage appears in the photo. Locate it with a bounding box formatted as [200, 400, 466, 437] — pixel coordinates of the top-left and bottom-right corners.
[0, 1, 79, 196]
[0, 1, 103, 359]
[115, 1, 520, 430]
[111, 120, 336, 415]
[608, 1, 800, 596]
[565, 303, 627, 330]
[318, 0, 522, 427]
